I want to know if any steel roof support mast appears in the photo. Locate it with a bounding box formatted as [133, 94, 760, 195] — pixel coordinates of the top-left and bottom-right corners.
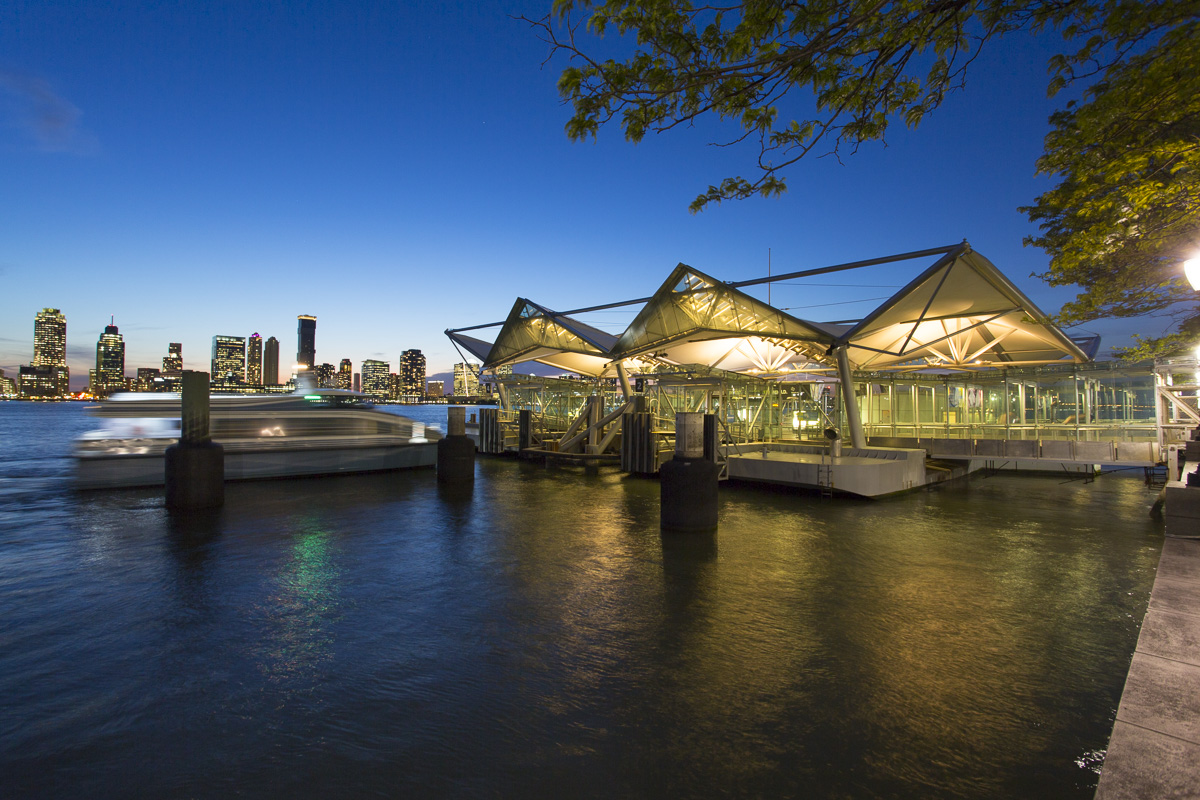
[834, 345, 866, 449]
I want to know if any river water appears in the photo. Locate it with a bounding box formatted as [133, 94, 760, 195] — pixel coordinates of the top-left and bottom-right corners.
[0, 402, 1162, 798]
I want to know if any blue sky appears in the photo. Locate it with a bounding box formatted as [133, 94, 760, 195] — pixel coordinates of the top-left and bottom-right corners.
[0, 1, 1155, 388]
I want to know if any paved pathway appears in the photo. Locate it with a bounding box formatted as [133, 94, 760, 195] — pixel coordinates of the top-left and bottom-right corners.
[1095, 536, 1200, 799]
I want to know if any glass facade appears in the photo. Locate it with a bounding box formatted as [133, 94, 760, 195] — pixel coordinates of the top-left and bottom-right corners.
[26, 308, 69, 397]
[246, 334, 263, 386]
[211, 335, 246, 386]
[18, 365, 70, 398]
[296, 315, 316, 369]
[263, 337, 280, 386]
[94, 324, 126, 397]
[33, 308, 67, 367]
[400, 350, 426, 397]
[453, 363, 481, 396]
[162, 343, 183, 376]
[361, 359, 390, 399]
[852, 362, 1159, 443]
[314, 363, 337, 389]
[491, 360, 1167, 450]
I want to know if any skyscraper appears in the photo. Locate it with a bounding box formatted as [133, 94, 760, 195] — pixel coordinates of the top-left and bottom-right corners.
[400, 349, 426, 398]
[361, 359, 390, 400]
[296, 315, 316, 370]
[33, 308, 67, 367]
[26, 308, 69, 397]
[211, 335, 246, 386]
[135, 367, 162, 391]
[427, 380, 443, 399]
[162, 342, 183, 376]
[263, 337, 280, 386]
[18, 365, 68, 398]
[94, 320, 126, 397]
[314, 363, 336, 388]
[337, 359, 352, 390]
[246, 333, 263, 386]
[453, 362, 481, 397]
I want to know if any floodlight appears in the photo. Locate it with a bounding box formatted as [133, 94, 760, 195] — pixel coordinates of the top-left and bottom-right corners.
[1185, 257, 1200, 291]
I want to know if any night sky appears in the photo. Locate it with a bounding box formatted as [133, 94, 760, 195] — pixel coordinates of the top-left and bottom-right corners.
[1, 2, 1152, 388]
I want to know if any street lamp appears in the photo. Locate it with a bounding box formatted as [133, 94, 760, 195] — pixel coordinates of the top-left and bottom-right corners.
[1185, 257, 1200, 291]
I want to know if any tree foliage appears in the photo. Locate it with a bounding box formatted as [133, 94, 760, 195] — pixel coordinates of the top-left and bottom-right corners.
[1022, 5, 1200, 356]
[527, 0, 1200, 354]
[528, 0, 1083, 211]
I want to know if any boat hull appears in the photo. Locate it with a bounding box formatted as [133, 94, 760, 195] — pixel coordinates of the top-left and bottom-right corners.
[76, 438, 438, 490]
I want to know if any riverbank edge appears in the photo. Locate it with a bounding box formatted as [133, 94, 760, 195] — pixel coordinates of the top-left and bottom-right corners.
[1094, 535, 1200, 799]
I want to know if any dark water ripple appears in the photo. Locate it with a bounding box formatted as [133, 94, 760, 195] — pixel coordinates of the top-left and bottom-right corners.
[0, 402, 1161, 798]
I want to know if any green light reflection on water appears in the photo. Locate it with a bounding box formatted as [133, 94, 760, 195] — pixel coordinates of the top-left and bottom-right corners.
[257, 519, 343, 686]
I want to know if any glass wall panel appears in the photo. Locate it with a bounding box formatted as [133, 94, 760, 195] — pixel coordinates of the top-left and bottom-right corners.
[894, 384, 914, 426]
[917, 385, 935, 425]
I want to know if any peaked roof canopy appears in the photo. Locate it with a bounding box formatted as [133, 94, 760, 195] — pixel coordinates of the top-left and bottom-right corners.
[446, 244, 1093, 379]
[482, 298, 619, 378]
[609, 264, 837, 373]
[841, 245, 1089, 371]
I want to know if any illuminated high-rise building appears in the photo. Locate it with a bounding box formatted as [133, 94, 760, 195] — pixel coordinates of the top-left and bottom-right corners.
[33, 308, 67, 368]
[400, 349, 426, 398]
[0, 368, 16, 397]
[246, 333, 263, 386]
[94, 320, 126, 397]
[337, 359, 352, 390]
[296, 315, 316, 370]
[427, 380, 444, 399]
[315, 363, 336, 389]
[135, 367, 163, 392]
[453, 362, 481, 397]
[18, 365, 69, 398]
[25, 308, 69, 397]
[361, 359, 390, 400]
[211, 335, 246, 386]
[162, 342, 183, 376]
[263, 336, 280, 386]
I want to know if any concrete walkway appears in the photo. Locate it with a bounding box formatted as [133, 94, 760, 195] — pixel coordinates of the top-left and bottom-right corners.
[1095, 535, 1200, 799]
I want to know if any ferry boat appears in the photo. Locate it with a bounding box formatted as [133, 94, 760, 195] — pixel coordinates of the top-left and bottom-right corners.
[74, 388, 441, 489]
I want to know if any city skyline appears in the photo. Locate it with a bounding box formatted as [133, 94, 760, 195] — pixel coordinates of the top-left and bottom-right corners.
[4, 306, 463, 397]
[0, 3, 1161, 389]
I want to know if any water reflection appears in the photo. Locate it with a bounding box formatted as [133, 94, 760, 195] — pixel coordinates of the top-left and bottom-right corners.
[254, 518, 342, 685]
[166, 506, 223, 543]
[0, 402, 1165, 800]
[435, 480, 474, 511]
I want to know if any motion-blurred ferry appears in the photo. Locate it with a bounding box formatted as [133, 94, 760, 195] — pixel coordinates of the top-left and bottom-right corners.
[74, 388, 441, 489]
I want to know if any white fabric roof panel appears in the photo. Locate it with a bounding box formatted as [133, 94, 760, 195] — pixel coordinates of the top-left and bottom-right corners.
[484, 298, 620, 377]
[448, 244, 1093, 378]
[843, 247, 1089, 370]
[610, 264, 836, 369]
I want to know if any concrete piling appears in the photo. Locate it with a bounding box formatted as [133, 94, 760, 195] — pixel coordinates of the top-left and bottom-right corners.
[518, 409, 532, 453]
[660, 412, 719, 533]
[621, 411, 657, 474]
[165, 370, 224, 510]
[438, 406, 475, 483]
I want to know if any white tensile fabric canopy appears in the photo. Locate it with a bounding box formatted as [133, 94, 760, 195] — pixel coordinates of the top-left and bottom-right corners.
[446, 243, 1090, 378]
